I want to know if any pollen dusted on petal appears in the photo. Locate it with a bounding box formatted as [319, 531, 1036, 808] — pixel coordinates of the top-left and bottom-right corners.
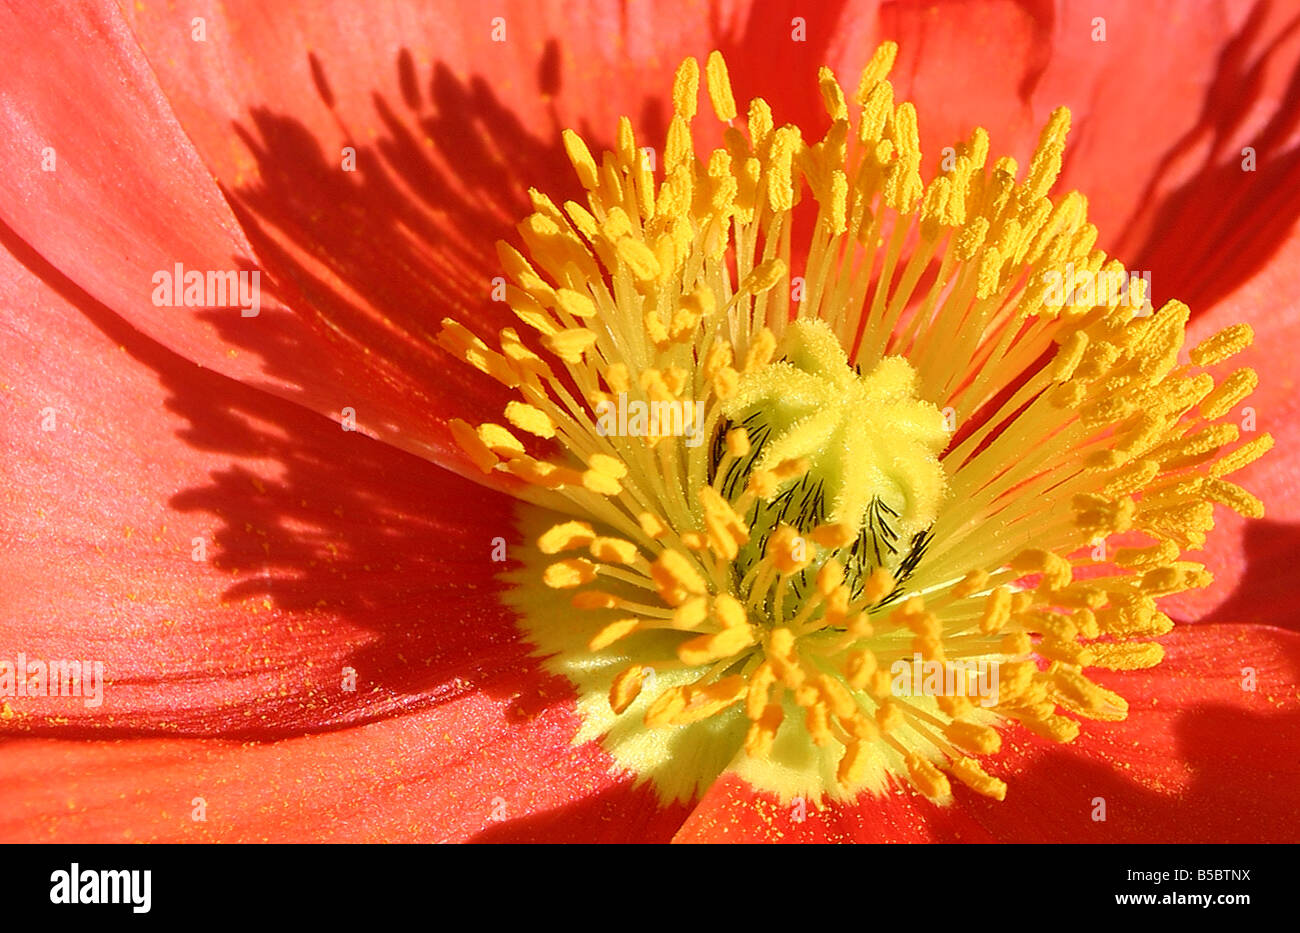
[442, 43, 1269, 805]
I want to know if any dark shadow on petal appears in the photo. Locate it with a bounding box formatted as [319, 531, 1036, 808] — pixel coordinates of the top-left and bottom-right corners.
[1197, 518, 1300, 632]
[468, 775, 692, 844]
[202, 47, 585, 446]
[1124, 1, 1300, 316]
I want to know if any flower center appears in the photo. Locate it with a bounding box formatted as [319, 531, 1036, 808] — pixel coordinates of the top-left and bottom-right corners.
[440, 45, 1270, 805]
[718, 318, 947, 611]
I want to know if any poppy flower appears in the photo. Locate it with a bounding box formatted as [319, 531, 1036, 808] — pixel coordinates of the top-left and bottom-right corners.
[1, 0, 1298, 844]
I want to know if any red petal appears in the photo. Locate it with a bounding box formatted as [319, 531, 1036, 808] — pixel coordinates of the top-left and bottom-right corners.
[0, 699, 689, 842]
[0, 1, 512, 481]
[0, 230, 516, 736]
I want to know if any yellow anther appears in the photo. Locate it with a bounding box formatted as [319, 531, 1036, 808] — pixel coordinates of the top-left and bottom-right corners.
[1074, 608, 1100, 638]
[997, 661, 1036, 703]
[538, 520, 596, 554]
[845, 649, 877, 690]
[1049, 665, 1128, 721]
[438, 319, 520, 386]
[768, 525, 811, 574]
[499, 327, 550, 377]
[1023, 107, 1070, 204]
[1199, 368, 1258, 420]
[812, 676, 857, 724]
[616, 236, 661, 282]
[448, 418, 499, 473]
[810, 522, 854, 549]
[581, 469, 623, 496]
[668, 676, 749, 726]
[609, 666, 648, 714]
[745, 662, 777, 719]
[542, 328, 597, 363]
[859, 81, 894, 146]
[714, 593, 748, 630]
[944, 720, 1001, 755]
[767, 127, 800, 212]
[936, 693, 974, 718]
[845, 612, 873, 639]
[664, 116, 694, 175]
[1088, 641, 1165, 670]
[1156, 422, 1239, 469]
[637, 512, 667, 540]
[876, 699, 904, 732]
[1102, 458, 1159, 498]
[589, 537, 640, 565]
[818, 66, 848, 120]
[468, 424, 522, 462]
[746, 468, 779, 500]
[643, 687, 687, 728]
[837, 740, 872, 786]
[862, 567, 896, 605]
[548, 289, 594, 324]
[805, 702, 834, 745]
[952, 569, 990, 598]
[543, 557, 597, 588]
[767, 626, 800, 668]
[979, 586, 1012, 634]
[725, 427, 750, 458]
[743, 258, 788, 295]
[770, 457, 810, 483]
[816, 560, 845, 598]
[671, 596, 709, 631]
[562, 129, 599, 190]
[1011, 548, 1073, 589]
[1037, 636, 1092, 666]
[650, 549, 708, 605]
[588, 453, 628, 479]
[677, 625, 754, 666]
[1113, 540, 1179, 570]
[1074, 494, 1137, 536]
[572, 590, 619, 610]
[588, 618, 641, 652]
[705, 50, 737, 122]
[744, 327, 778, 372]
[905, 753, 951, 798]
[889, 592, 926, 621]
[503, 401, 555, 439]
[854, 40, 898, 103]
[699, 486, 750, 559]
[1204, 478, 1265, 518]
[1190, 323, 1253, 366]
[1023, 713, 1080, 744]
[1000, 631, 1032, 655]
[949, 758, 1007, 801]
[672, 56, 700, 120]
[1211, 433, 1273, 478]
[747, 97, 773, 150]
[1052, 331, 1090, 382]
[744, 704, 784, 757]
